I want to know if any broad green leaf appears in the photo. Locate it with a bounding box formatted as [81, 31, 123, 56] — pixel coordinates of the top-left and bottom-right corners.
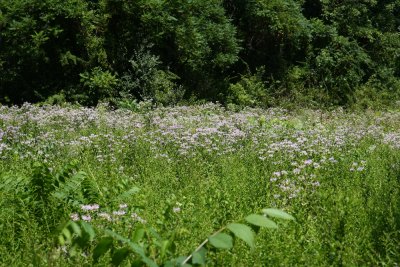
[227, 223, 255, 248]
[111, 247, 130, 266]
[192, 247, 207, 265]
[132, 227, 145, 243]
[208, 233, 233, 249]
[68, 221, 82, 236]
[93, 237, 113, 263]
[245, 214, 278, 229]
[160, 240, 170, 259]
[61, 228, 72, 242]
[262, 209, 295, 220]
[80, 221, 96, 241]
[58, 235, 66, 246]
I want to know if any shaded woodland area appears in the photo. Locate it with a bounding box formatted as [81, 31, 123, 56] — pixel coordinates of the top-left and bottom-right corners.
[0, 0, 399, 108]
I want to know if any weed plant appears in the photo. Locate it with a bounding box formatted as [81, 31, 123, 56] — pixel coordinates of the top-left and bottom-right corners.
[0, 103, 399, 266]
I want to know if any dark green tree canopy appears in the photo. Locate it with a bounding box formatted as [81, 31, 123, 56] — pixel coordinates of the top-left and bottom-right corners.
[0, 0, 399, 107]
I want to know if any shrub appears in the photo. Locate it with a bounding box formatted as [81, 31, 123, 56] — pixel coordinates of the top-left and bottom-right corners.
[306, 35, 372, 105]
[227, 69, 270, 107]
[118, 48, 184, 106]
[79, 67, 118, 105]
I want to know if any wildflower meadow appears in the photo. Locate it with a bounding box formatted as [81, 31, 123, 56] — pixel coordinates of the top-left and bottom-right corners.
[1, 103, 400, 266]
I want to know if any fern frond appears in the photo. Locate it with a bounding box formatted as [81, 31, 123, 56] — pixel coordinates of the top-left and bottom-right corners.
[30, 162, 54, 202]
[0, 175, 28, 193]
[53, 171, 87, 206]
[81, 175, 101, 204]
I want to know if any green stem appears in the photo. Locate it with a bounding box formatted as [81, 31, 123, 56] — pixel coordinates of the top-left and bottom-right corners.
[181, 227, 226, 266]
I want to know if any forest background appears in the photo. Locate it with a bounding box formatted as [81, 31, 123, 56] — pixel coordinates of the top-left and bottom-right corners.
[1, 0, 399, 109]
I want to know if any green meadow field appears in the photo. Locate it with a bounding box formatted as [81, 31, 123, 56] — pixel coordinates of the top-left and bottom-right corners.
[1, 103, 399, 266]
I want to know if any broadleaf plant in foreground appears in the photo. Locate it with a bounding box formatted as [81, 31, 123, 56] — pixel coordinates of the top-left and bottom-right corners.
[57, 207, 294, 266]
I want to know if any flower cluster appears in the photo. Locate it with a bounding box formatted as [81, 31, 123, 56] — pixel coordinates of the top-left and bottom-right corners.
[70, 203, 146, 224]
[0, 103, 399, 204]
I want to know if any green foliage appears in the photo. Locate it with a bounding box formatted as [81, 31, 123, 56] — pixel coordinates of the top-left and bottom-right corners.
[30, 162, 54, 203]
[79, 67, 118, 104]
[58, 221, 96, 251]
[208, 233, 233, 249]
[56, 207, 293, 266]
[0, 0, 109, 103]
[225, 0, 312, 76]
[99, 0, 240, 100]
[118, 49, 184, 106]
[245, 214, 278, 228]
[227, 69, 270, 107]
[307, 36, 372, 105]
[262, 208, 296, 220]
[1, 0, 400, 107]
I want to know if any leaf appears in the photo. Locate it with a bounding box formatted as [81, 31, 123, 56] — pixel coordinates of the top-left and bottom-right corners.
[115, 187, 140, 203]
[167, 256, 187, 267]
[58, 235, 66, 246]
[80, 221, 96, 241]
[132, 227, 145, 243]
[192, 247, 207, 265]
[208, 233, 233, 249]
[160, 240, 170, 259]
[61, 228, 72, 244]
[58, 221, 80, 246]
[245, 214, 278, 229]
[68, 221, 82, 237]
[105, 230, 158, 267]
[111, 247, 130, 266]
[227, 223, 255, 249]
[93, 237, 113, 263]
[262, 209, 295, 220]
[74, 222, 95, 249]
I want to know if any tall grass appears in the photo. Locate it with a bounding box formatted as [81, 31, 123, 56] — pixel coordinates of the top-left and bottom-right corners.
[0, 103, 399, 266]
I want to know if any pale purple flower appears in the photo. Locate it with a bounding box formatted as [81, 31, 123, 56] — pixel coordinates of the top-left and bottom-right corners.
[304, 159, 313, 165]
[293, 168, 301, 175]
[113, 210, 126, 216]
[81, 214, 92, 221]
[81, 204, 100, 212]
[70, 213, 79, 221]
[98, 212, 112, 221]
[311, 181, 320, 187]
[131, 213, 147, 223]
[173, 207, 181, 213]
[119, 203, 128, 209]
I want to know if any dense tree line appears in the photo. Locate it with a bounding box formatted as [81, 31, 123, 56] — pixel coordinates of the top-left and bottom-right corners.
[1, 0, 399, 108]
